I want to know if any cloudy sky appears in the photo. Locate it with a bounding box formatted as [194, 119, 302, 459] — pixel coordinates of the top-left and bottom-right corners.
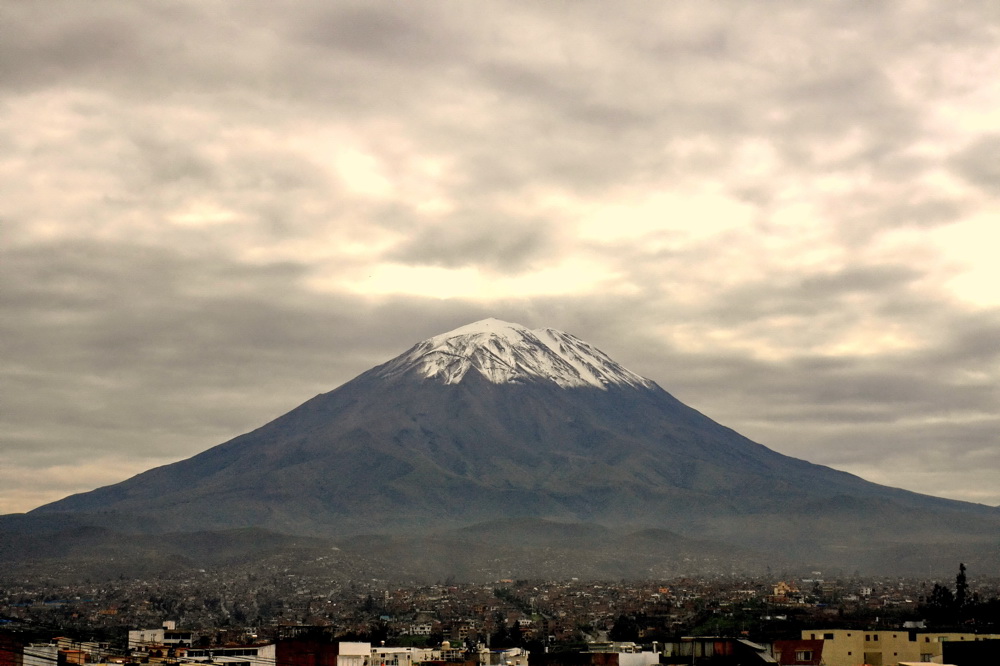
[3, 1, 999, 515]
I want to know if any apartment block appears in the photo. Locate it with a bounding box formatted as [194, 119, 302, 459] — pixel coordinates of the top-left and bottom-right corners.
[801, 629, 1000, 666]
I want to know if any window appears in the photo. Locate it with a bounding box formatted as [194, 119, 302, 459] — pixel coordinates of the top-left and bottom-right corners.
[824, 633, 834, 639]
[795, 650, 813, 662]
[866, 635, 870, 641]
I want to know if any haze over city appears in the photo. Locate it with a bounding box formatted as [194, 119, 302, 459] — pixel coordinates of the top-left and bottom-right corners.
[3, 0, 999, 515]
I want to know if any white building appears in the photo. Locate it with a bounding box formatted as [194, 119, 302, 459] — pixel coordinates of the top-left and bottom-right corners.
[486, 647, 528, 666]
[371, 646, 435, 666]
[23, 644, 59, 666]
[181, 643, 276, 666]
[128, 622, 197, 649]
[339, 642, 372, 666]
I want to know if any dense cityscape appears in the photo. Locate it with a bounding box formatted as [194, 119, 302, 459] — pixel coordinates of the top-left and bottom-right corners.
[3, 563, 1000, 665]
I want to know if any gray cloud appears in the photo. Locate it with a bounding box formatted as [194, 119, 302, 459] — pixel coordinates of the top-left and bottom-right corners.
[951, 134, 1000, 195]
[2, 1, 999, 512]
[385, 214, 556, 272]
[291, 3, 466, 65]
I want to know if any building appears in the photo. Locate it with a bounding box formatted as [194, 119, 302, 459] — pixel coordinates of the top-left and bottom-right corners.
[0, 634, 23, 666]
[371, 646, 436, 666]
[485, 648, 528, 666]
[21, 644, 57, 666]
[275, 638, 338, 666]
[662, 638, 777, 665]
[801, 629, 1000, 666]
[337, 642, 371, 666]
[772, 639, 822, 666]
[182, 644, 276, 666]
[584, 643, 659, 666]
[128, 622, 197, 649]
[941, 638, 1000, 665]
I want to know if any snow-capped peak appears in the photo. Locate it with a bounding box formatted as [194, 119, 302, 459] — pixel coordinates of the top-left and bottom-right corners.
[375, 318, 656, 390]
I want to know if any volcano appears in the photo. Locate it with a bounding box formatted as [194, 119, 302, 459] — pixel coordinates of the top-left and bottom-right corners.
[17, 318, 1000, 576]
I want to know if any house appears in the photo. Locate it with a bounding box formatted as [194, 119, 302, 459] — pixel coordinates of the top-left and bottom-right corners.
[772, 639, 822, 666]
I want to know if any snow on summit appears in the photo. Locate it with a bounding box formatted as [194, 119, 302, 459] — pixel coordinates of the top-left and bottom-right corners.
[376, 318, 656, 390]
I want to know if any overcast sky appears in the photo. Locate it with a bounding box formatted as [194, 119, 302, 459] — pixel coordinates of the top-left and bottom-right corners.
[3, 1, 999, 514]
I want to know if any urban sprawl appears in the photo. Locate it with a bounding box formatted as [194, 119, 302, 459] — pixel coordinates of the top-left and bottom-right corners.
[2, 567, 999, 666]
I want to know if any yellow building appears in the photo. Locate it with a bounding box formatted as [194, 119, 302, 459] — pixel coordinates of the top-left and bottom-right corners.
[800, 629, 1000, 666]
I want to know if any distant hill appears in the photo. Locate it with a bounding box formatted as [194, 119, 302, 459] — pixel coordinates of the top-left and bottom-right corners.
[8, 318, 999, 580]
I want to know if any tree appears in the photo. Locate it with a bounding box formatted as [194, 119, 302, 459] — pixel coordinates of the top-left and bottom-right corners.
[490, 612, 509, 648]
[925, 583, 956, 626]
[956, 563, 968, 609]
[929, 583, 954, 609]
[509, 622, 523, 647]
[608, 614, 640, 642]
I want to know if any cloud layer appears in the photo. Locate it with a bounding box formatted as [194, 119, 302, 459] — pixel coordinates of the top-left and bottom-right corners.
[3, 1, 999, 512]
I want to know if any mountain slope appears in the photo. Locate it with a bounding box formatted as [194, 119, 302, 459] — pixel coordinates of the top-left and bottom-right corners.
[27, 318, 1000, 572]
